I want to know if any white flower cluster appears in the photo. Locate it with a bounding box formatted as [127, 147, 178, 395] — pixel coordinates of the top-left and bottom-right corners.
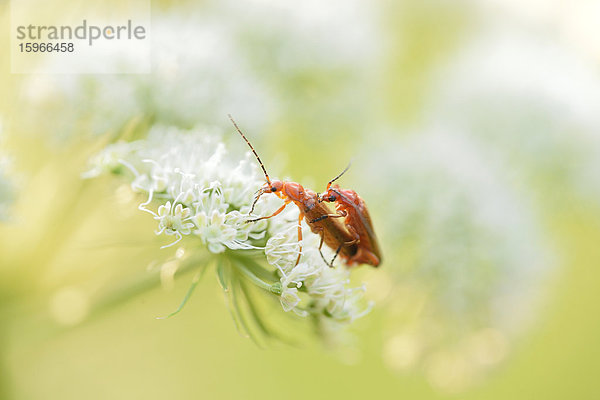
[266, 222, 372, 321]
[86, 126, 370, 327]
[85, 126, 268, 252]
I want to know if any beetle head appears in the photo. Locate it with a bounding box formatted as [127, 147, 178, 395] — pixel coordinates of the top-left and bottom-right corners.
[319, 189, 340, 203]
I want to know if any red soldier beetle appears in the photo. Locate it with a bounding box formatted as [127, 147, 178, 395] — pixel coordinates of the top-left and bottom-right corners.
[228, 115, 359, 267]
[315, 164, 382, 267]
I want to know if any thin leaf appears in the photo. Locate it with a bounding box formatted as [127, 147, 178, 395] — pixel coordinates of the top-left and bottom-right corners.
[239, 279, 300, 347]
[216, 259, 229, 292]
[156, 267, 207, 319]
[238, 280, 273, 339]
[217, 259, 248, 338]
[231, 274, 263, 347]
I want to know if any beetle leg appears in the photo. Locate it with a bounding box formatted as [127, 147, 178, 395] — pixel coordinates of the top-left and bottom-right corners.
[314, 227, 331, 267]
[246, 200, 290, 223]
[309, 210, 346, 224]
[329, 244, 343, 268]
[295, 212, 304, 266]
[346, 224, 360, 247]
[328, 238, 359, 268]
[249, 190, 265, 214]
[328, 225, 360, 268]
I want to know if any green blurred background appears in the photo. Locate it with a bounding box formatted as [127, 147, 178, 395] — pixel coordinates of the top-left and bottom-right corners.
[2, 0, 600, 399]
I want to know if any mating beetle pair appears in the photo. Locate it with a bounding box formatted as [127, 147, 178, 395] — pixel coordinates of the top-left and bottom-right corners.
[229, 115, 381, 268]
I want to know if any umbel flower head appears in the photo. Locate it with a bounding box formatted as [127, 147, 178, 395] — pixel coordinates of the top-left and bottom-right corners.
[85, 125, 371, 340]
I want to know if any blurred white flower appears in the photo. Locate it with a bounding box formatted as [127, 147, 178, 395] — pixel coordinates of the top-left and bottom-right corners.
[361, 129, 553, 391]
[0, 172, 12, 221]
[428, 28, 600, 202]
[17, 0, 380, 139]
[0, 119, 15, 221]
[473, 0, 600, 61]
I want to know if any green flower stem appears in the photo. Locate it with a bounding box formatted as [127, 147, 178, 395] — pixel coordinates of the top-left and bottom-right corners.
[233, 260, 281, 295]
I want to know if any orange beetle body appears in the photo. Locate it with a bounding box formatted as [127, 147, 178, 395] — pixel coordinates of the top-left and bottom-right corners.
[229, 115, 358, 266]
[259, 180, 359, 264]
[318, 183, 382, 267]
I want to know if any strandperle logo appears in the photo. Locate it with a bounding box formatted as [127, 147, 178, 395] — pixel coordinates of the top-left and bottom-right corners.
[15, 19, 147, 46]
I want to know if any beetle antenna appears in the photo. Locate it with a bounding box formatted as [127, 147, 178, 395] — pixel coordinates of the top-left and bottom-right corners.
[327, 160, 352, 189]
[228, 114, 271, 184]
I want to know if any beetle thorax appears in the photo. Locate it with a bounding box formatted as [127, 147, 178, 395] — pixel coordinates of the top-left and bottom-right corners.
[282, 181, 305, 201]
